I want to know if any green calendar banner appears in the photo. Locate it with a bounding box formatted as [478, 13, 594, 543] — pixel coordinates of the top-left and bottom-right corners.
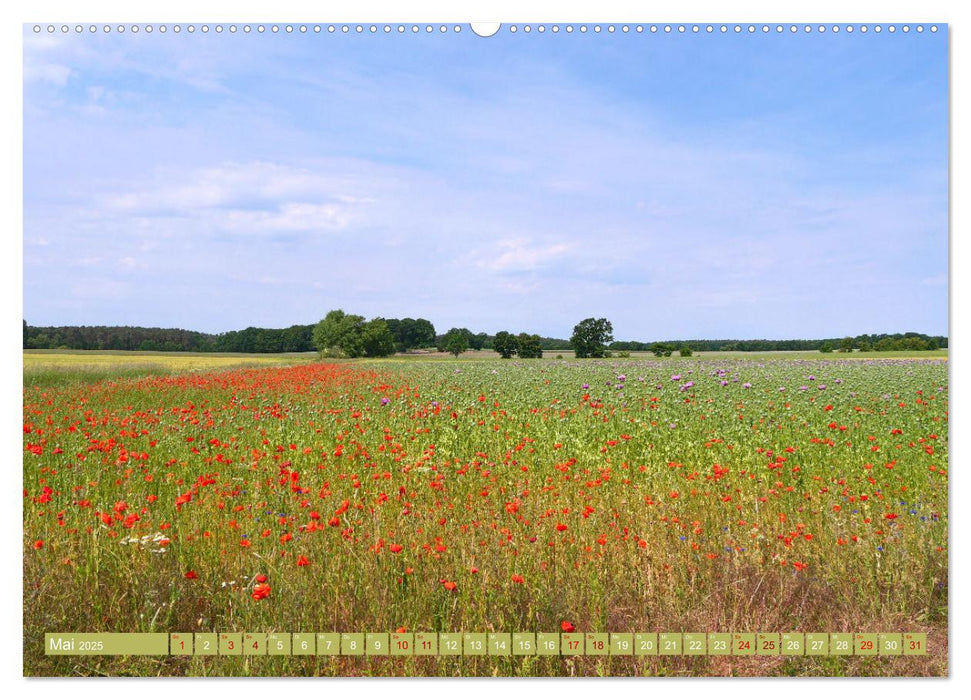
[42, 630, 930, 658]
[44, 633, 168, 656]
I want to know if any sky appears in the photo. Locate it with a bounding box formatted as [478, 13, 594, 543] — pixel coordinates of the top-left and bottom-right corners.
[22, 23, 948, 341]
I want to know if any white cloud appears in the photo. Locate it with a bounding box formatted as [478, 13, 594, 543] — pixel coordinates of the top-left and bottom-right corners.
[474, 238, 573, 273]
[24, 62, 71, 86]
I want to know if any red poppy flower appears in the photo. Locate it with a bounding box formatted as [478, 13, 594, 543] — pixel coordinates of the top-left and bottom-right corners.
[442, 581, 457, 591]
[511, 574, 524, 584]
[255, 574, 268, 583]
[33, 540, 43, 550]
[296, 555, 310, 566]
[184, 570, 198, 579]
[252, 583, 271, 600]
[561, 620, 575, 633]
[556, 523, 568, 532]
[389, 544, 403, 553]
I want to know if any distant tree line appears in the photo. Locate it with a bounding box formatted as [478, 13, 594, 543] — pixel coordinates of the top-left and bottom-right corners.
[609, 332, 946, 353]
[23, 320, 945, 355]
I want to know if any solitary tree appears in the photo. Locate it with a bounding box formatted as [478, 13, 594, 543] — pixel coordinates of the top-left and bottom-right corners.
[443, 328, 469, 358]
[679, 345, 693, 357]
[493, 331, 518, 359]
[819, 342, 834, 353]
[571, 318, 613, 358]
[517, 333, 544, 358]
[313, 309, 365, 357]
[650, 342, 674, 358]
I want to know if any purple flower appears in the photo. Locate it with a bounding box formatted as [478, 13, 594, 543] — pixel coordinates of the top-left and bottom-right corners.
[582, 383, 589, 390]
[720, 380, 729, 387]
[617, 374, 626, 382]
[808, 375, 816, 381]
[380, 397, 390, 406]
[671, 374, 681, 381]
[743, 382, 752, 389]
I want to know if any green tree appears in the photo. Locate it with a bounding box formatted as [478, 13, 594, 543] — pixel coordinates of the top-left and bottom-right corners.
[517, 333, 543, 359]
[571, 318, 613, 358]
[679, 345, 693, 357]
[361, 318, 396, 357]
[493, 331, 519, 359]
[838, 336, 856, 353]
[443, 328, 469, 358]
[650, 342, 674, 358]
[819, 342, 834, 353]
[412, 319, 437, 349]
[858, 340, 872, 352]
[313, 309, 365, 357]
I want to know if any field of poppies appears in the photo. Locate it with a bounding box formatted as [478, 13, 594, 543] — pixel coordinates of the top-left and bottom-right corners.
[23, 355, 948, 676]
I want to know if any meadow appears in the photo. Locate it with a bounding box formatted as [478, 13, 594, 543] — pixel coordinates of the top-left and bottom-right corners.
[23, 352, 948, 676]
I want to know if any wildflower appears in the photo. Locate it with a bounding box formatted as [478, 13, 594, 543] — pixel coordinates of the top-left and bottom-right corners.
[252, 583, 271, 600]
[184, 570, 198, 579]
[511, 574, 525, 584]
[296, 555, 310, 566]
[561, 620, 575, 633]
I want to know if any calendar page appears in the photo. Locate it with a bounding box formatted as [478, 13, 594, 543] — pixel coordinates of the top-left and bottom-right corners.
[22, 12, 948, 679]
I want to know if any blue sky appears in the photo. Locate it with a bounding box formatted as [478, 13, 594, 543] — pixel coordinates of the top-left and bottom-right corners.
[22, 24, 948, 340]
